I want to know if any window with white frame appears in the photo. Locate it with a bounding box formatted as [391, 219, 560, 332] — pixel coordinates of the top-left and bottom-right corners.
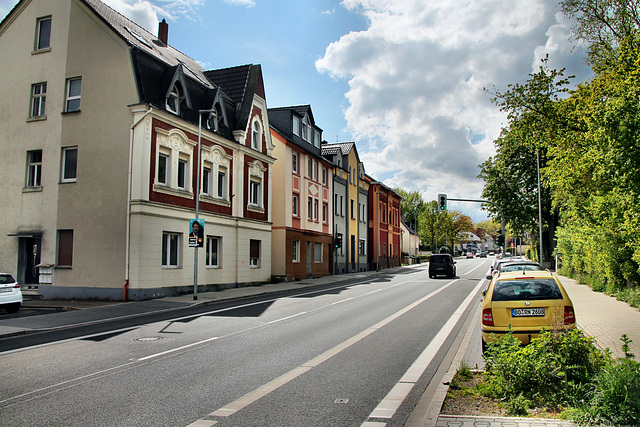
[206, 236, 220, 268]
[293, 116, 300, 136]
[157, 151, 170, 186]
[302, 116, 310, 141]
[61, 147, 77, 183]
[162, 231, 180, 267]
[340, 195, 344, 216]
[65, 77, 81, 112]
[292, 193, 299, 217]
[30, 82, 46, 118]
[307, 158, 312, 179]
[35, 17, 51, 51]
[247, 160, 266, 211]
[314, 130, 321, 148]
[249, 239, 260, 268]
[322, 167, 327, 186]
[292, 151, 298, 174]
[177, 156, 188, 190]
[308, 197, 313, 220]
[292, 240, 300, 263]
[154, 128, 196, 196]
[313, 161, 318, 181]
[201, 145, 231, 203]
[322, 202, 328, 223]
[217, 168, 227, 199]
[314, 199, 318, 221]
[335, 194, 339, 215]
[26, 150, 42, 188]
[252, 121, 261, 150]
[249, 179, 261, 206]
[202, 165, 212, 196]
[314, 242, 322, 263]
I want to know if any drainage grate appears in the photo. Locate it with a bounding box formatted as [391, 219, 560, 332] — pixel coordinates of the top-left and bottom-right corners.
[334, 398, 349, 404]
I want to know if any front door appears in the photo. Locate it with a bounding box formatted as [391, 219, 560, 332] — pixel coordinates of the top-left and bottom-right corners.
[18, 236, 41, 286]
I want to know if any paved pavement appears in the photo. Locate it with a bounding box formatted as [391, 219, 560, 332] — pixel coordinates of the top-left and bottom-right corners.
[1, 263, 638, 427]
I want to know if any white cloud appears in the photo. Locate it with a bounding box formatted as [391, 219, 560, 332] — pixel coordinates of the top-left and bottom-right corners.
[318, 0, 590, 222]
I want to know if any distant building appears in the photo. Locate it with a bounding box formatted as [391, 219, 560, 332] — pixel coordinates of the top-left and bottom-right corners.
[366, 178, 402, 270]
[0, 0, 274, 300]
[401, 217, 419, 257]
[322, 142, 369, 273]
[269, 105, 333, 280]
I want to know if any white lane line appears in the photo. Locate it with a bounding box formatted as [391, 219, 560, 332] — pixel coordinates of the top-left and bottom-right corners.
[203, 279, 460, 421]
[363, 278, 486, 423]
[267, 311, 308, 324]
[136, 336, 219, 361]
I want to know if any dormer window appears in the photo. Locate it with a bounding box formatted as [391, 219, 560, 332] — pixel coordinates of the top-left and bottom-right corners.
[166, 84, 181, 114]
[206, 108, 219, 132]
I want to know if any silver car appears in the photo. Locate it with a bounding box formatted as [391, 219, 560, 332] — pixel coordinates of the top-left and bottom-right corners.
[0, 273, 23, 313]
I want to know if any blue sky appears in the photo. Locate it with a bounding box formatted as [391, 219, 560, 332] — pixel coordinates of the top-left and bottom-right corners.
[1, 0, 593, 224]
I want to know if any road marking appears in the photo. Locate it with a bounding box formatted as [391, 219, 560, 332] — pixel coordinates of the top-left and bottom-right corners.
[136, 336, 219, 361]
[200, 278, 461, 423]
[362, 278, 486, 424]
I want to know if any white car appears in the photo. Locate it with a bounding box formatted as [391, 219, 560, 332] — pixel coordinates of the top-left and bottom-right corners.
[0, 273, 23, 313]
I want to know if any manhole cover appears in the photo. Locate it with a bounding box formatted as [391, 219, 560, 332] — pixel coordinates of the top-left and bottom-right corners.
[334, 398, 349, 404]
[134, 337, 162, 342]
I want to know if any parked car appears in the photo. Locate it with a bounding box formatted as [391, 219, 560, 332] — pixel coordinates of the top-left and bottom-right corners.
[486, 259, 539, 279]
[465, 252, 474, 259]
[429, 254, 457, 278]
[481, 270, 576, 352]
[0, 273, 22, 314]
[479, 251, 487, 258]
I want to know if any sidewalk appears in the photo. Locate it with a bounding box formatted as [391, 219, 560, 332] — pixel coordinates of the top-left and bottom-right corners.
[2, 266, 639, 427]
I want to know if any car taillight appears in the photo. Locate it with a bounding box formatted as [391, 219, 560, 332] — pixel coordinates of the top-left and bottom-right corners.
[564, 306, 575, 325]
[13, 283, 20, 289]
[482, 308, 494, 326]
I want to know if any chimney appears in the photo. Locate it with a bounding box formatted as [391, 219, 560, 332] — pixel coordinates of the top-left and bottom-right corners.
[158, 19, 168, 45]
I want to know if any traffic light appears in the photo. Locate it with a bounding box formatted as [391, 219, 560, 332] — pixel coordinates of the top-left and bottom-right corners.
[334, 233, 343, 249]
[497, 234, 505, 246]
[438, 194, 447, 212]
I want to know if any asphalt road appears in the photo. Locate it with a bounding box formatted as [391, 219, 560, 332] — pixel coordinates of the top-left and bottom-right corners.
[0, 258, 490, 427]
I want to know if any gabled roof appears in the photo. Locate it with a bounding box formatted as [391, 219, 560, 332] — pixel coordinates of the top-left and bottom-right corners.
[82, 0, 212, 89]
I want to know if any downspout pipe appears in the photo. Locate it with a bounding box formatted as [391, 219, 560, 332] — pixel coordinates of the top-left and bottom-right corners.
[125, 106, 153, 301]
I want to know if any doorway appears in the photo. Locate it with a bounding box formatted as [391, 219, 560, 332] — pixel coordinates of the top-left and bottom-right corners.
[18, 236, 41, 287]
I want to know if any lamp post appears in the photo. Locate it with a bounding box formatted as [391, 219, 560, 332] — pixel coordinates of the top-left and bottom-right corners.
[194, 109, 215, 300]
[537, 149, 543, 265]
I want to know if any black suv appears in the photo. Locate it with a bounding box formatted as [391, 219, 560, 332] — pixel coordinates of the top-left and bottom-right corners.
[429, 254, 457, 278]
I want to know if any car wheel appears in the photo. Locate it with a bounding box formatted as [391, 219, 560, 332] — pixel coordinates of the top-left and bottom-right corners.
[5, 303, 20, 314]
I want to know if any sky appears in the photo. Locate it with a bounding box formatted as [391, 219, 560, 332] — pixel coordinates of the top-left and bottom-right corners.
[0, 0, 593, 223]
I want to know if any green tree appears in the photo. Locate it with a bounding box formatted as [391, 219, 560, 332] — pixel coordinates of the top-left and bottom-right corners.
[395, 188, 424, 228]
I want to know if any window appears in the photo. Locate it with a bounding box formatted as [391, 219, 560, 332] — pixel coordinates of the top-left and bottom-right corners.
[359, 239, 366, 255]
[293, 116, 300, 136]
[335, 194, 339, 215]
[35, 17, 51, 51]
[340, 195, 344, 216]
[314, 199, 318, 221]
[307, 158, 312, 179]
[292, 240, 300, 263]
[308, 197, 313, 220]
[30, 83, 46, 118]
[166, 84, 180, 114]
[250, 239, 260, 268]
[177, 157, 187, 189]
[314, 242, 322, 263]
[313, 162, 318, 181]
[252, 121, 260, 150]
[322, 203, 328, 223]
[314, 130, 321, 148]
[249, 180, 261, 206]
[322, 167, 327, 185]
[206, 236, 220, 268]
[57, 229, 73, 267]
[65, 78, 82, 112]
[292, 152, 298, 174]
[292, 194, 299, 216]
[351, 199, 355, 219]
[202, 166, 211, 195]
[157, 152, 169, 186]
[61, 147, 77, 182]
[26, 150, 42, 188]
[162, 232, 180, 267]
[217, 169, 226, 199]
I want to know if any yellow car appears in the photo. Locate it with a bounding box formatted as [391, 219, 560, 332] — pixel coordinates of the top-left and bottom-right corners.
[481, 270, 576, 351]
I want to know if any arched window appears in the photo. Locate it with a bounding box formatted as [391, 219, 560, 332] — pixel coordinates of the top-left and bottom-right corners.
[166, 84, 181, 114]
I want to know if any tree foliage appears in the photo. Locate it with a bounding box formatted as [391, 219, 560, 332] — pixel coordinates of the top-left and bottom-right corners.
[480, 0, 640, 293]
